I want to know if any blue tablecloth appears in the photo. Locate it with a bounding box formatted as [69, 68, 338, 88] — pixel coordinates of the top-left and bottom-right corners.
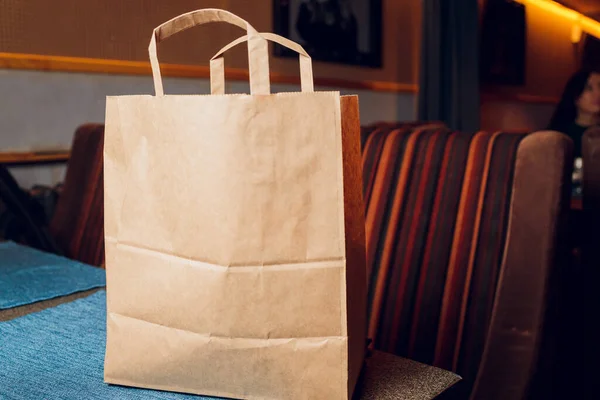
[0, 241, 106, 309]
[0, 290, 216, 399]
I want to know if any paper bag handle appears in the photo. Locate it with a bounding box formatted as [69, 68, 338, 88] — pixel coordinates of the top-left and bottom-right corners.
[148, 8, 270, 96]
[210, 33, 314, 94]
[209, 32, 314, 95]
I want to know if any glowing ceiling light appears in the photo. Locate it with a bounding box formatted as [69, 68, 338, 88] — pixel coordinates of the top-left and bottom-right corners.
[514, 0, 600, 41]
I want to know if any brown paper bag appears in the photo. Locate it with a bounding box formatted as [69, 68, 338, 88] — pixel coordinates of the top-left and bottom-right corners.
[103, 8, 366, 400]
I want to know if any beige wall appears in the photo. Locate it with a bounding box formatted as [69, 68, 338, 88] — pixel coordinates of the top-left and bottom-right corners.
[3, 0, 580, 134]
[0, 0, 421, 86]
[1, 0, 421, 187]
[1, 69, 417, 189]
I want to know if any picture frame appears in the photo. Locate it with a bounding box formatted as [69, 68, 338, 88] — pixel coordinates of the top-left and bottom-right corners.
[273, 0, 383, 68]
[479, 0, 527, 86]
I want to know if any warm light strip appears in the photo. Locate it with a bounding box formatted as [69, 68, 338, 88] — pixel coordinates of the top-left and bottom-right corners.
[514, 0, 600, 40]
[581, 16, 600, 38]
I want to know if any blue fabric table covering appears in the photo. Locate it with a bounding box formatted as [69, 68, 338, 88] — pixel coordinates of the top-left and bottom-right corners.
[0, 241, 106, 309]
[0, 290, 217, 399]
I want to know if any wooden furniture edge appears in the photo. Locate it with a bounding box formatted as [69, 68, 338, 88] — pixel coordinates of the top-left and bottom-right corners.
[0, 52, 417, 94]
[0, 150, 70, 165]
[0, 52, 558, 103]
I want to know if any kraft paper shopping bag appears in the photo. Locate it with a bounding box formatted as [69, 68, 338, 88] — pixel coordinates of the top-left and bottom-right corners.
[103, 8, 366, 400]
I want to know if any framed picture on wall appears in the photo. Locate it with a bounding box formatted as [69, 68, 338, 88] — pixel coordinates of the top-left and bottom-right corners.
[479, 0, 527, 85]
[273, 0, 383, 68]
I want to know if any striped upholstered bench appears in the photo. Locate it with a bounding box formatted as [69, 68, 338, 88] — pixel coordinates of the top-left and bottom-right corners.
[361, 121, 445, 149]
[362, 125, 573, 399]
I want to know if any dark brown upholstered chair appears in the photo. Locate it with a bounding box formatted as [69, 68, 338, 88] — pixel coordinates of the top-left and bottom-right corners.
[363, 126, 573, 399]
[50, 124, 105, 267]
[581, 126, 600, 399]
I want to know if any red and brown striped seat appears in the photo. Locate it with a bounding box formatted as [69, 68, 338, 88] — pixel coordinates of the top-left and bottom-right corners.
[361, 120, 445, 149]
[363, 126, 572, 399]
[50, 124, 105, 267]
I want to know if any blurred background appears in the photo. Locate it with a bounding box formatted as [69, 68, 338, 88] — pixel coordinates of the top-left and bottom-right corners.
[0, 0, 597, 188]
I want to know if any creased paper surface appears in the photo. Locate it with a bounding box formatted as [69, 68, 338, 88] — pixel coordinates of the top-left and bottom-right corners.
[105, 93, 344, 266]
[104, 92, 365, 400]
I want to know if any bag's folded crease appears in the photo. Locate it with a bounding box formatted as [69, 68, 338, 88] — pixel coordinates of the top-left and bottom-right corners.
[105, 237, 346, 268]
